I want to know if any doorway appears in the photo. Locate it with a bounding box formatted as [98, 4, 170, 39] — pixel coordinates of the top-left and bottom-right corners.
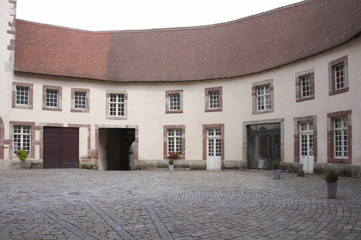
[206, 128, 222, 170]
[299, 121, 314, 173]
[98, 128, 135, 170]
[43, 127, 79, 168]
[247, 123, 280, 170]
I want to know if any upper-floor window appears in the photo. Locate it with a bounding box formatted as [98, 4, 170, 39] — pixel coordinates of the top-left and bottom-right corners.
[209, 91, 220, 109]
[252, 80, 274, 114]
[256, 84, 271, 111]
[106, 91, 127, 119]
[75, 92, 86, 109]
[43, 85, 62, 111]
[110, 94, 124, 116]
[71, 88, 90, 113]
[13, 126, 31, 155]
[12, 82, 33, 109]
[329, 55, 348, 95]
[16, 86, 29, 105]
[295, 70, 315, 102]
[165, 90, 183, 114]
[46, 89, 58, 107]
[205, 86, 222, 112]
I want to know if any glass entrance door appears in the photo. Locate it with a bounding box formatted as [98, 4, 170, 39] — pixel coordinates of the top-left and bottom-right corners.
[247, 124, 280, 170]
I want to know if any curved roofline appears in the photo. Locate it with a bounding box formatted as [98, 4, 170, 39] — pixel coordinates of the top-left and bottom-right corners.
[14, 0, 361, 83]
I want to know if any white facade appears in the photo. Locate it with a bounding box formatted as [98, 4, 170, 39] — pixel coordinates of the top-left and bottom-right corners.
[1, 1, 361, 173]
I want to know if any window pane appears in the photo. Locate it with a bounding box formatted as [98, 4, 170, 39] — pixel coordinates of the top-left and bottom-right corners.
[16, 86, 29, 105]
[209, 91, 220, 109]
[74, 92, 86, 109]
[13, 126, 31, 154]
[46, 89, 58, 107]
[169, 93, 180, 110]
[334, 63, 345, 90]
[109, 94, 124, 116]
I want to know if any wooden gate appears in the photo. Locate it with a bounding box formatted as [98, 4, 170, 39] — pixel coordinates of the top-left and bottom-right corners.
[43, 127, 79, 168]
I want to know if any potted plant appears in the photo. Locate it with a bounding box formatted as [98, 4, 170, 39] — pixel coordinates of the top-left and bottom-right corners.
[272, 160, 281, 180]
[16, 149, 29, 161]
[16, 149, 29, 168]
[167, 152, 179, 172]
[324, 168, 338, 199]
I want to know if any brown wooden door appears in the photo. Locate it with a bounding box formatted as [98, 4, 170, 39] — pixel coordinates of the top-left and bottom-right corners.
[43, 127, 79, 168]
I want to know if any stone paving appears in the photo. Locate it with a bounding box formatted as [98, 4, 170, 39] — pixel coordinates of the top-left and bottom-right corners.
[0, 169, 361, 240]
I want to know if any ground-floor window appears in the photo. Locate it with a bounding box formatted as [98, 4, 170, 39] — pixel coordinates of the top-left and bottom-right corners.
[327, 110, 352, 164]
[13, 126, 31, 154]
[164, 125, 185, 159]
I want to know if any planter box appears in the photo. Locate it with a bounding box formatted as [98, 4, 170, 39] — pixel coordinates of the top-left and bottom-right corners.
[169, 165, 174, 172]
[327, 182, 337, 199]
[273, 169, 281, 180]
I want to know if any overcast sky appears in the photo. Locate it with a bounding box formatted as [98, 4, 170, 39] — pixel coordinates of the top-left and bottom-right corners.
[17, 0, 302, 31]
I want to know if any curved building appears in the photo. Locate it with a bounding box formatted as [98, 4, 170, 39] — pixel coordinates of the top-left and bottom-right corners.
[1, 0, 361, 175]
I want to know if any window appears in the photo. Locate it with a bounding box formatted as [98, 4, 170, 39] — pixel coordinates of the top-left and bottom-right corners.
[296, 71, 315, 102]
[205, 86, 222, 112]
[165, 90, 183, 114]
[256, 85, 271, 111]
[106, 91, 127, 119]
[110, 94, 124, 116]
[164, 125, 185, 159]
[71, 88, 90, 113]
[329, 56, 348, 95]
[13, 126, 31, 154]
[209, 91, 220, 109]
[167, 129, 182, 154]
[252, 80, 274, 114]
[12, 82, 33, 109]
[333, 117, 348, 158]
[16, 86, 29, 105]
[46, 89, 58, 107]
[75, 92, 86, 109]
[43, 85, 62, 111]
[327, 110, 351, 164]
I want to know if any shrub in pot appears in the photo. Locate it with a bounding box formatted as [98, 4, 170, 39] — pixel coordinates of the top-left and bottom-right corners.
[324, 168, 338, 199]
[272, 161, 281, 180]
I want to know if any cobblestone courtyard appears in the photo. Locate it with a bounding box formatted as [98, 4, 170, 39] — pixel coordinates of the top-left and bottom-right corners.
[0, 169, 361, 240]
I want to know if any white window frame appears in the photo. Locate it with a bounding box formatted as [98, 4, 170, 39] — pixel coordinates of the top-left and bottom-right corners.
[74, 92, 86, 109]
[13, 126, 31, 155]
[209, 91, 220, 109]
[167, 129, 182, 155]
[300, 75, 312, 98]
[169, 93, 181, 111]
[46, 89, 58, 108]
[334, 63, 346, 90]
[333, 117, 348, 159]
[16, 86, 29, 106]
[256, 84, 271, 111]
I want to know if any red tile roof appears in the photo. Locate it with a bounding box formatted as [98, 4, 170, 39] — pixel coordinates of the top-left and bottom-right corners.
[14, 0, 361, 82]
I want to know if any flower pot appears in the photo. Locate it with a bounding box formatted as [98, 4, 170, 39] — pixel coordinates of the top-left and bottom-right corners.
[169, 164, 174, 172]
[273, 169, 281, 180]
[298, 163, 304, 172]
[327, 182, 337, 199]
